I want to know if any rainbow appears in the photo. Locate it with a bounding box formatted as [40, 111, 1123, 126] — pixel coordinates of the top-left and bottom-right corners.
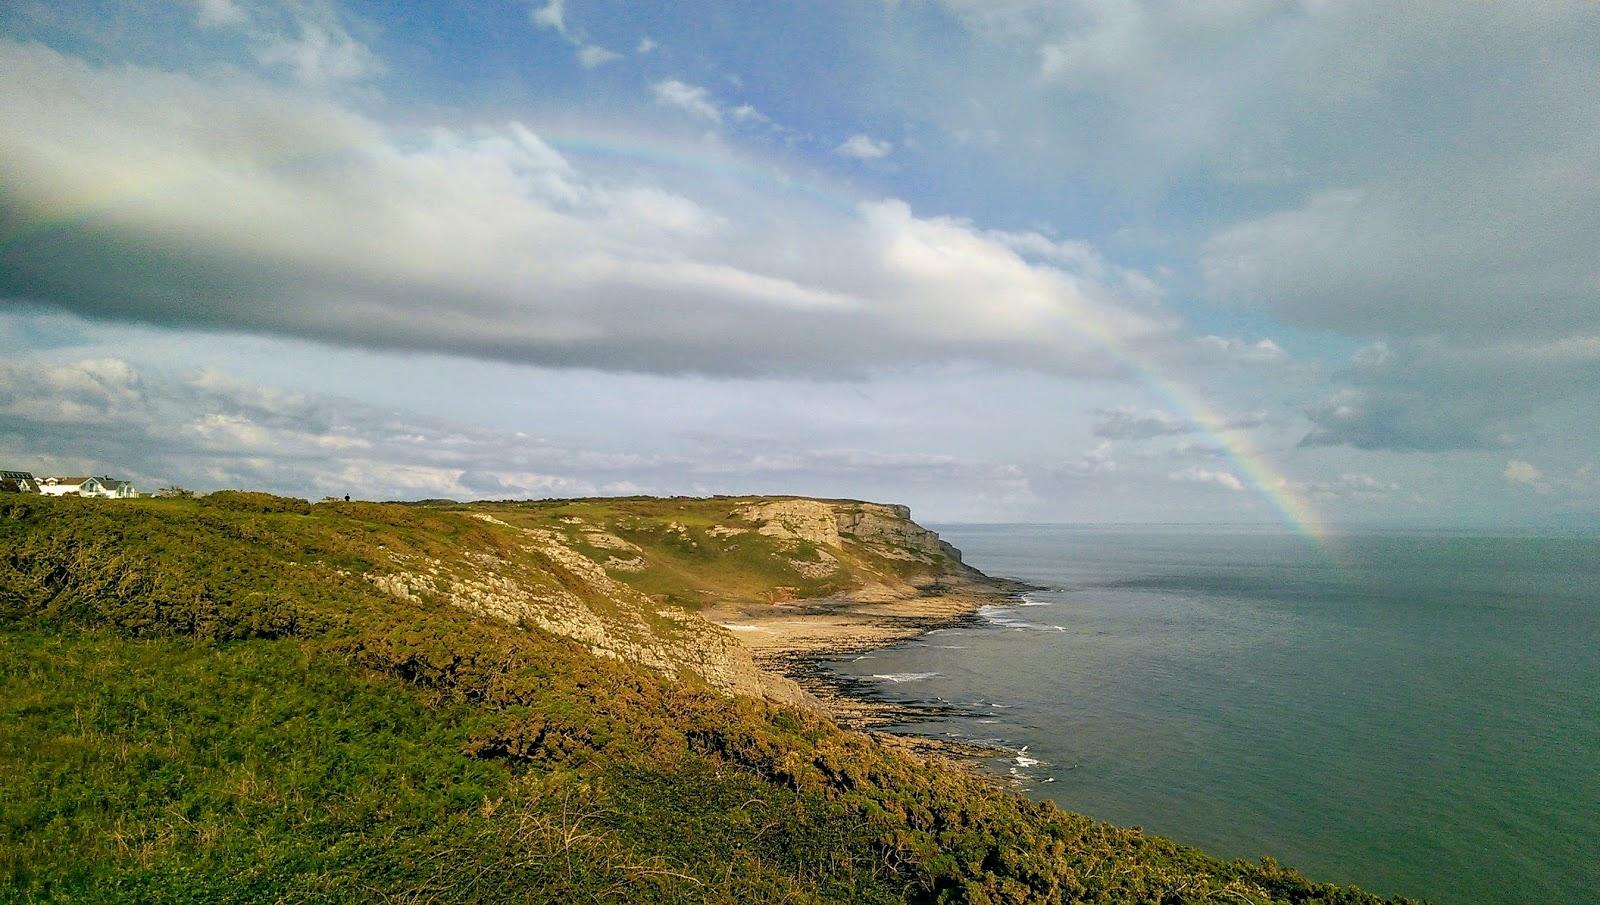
[1144, 374, 1327, 542]
[1049, 321, 1328, 544]
[2, 118, 1328, 544]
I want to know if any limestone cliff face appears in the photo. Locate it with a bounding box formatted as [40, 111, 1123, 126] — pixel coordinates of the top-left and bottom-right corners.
[367, 496, 990, 706]
[369, 511, 812, 706]
[738, 498, 979, 582]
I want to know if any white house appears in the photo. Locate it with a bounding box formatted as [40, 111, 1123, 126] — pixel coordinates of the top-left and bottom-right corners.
[99, 477, 139, 498]
[39, 476, 118, 497]
[39, 476, 103, 496]
[0, 470, 37, 493]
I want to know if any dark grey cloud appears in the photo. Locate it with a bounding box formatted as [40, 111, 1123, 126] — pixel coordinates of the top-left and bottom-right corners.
[1302, 337, 1600, 451]
[1093, 405, 1265, 440]
[1203, 183, 1600, 340]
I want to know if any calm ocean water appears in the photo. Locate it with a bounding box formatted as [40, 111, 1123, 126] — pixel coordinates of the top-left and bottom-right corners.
[826, 525, 1600, 904]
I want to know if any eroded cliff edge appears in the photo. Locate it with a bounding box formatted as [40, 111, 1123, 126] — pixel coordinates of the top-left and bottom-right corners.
[363, 495, 1016, 709]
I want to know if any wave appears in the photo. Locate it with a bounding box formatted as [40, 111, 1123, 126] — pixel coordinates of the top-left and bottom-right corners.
[978, 604, 1068, 632]
[870, 672, 940, 684]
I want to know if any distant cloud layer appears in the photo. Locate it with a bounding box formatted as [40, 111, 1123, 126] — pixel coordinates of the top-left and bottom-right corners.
[0, 355, 1044, 505]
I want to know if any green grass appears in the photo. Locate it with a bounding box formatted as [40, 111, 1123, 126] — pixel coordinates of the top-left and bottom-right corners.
[0, 494, 1422, 903]
[0, 629, 909, 903]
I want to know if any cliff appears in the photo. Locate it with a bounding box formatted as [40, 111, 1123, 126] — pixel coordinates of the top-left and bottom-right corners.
[358, 495, 1001, 704]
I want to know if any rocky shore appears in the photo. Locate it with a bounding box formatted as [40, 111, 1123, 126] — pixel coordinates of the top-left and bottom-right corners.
[701, 581, 1025, 727]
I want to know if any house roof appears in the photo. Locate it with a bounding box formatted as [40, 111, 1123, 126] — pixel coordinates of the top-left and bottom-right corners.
[1, 470, 35, 481]
[44, 476, 94, 485]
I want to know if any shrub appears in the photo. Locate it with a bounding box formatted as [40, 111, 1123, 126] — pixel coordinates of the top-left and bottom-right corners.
[201, 490, 313, 515]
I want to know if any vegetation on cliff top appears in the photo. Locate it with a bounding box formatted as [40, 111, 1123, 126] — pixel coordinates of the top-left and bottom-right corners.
[1, 494, 1418, 903]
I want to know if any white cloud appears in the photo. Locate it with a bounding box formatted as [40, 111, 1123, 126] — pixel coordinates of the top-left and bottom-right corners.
[194, 0, 248, 29]
[1058, 440, 1116, 476]
[576, 43, 621, 68]
[0, 355, 1051, 508]
[0, 356, 631, 498]
[920, 1, 1600, 351]
[1297, 473, 1406, 503]
[836, 133, 893, 160]
[637, 37, 658, 54]
[254, 22, 387, 84]
[530, 0, 566, 34]
[652, 79, 723, 124]
[530, 1, 619, 69]
[183, 0, 386, 85]
[1504, 460, 1552, 495]
[1169, 466, 1243, 492]
[1197, 335, 1287, 365]
[0, 41, 1174, 380]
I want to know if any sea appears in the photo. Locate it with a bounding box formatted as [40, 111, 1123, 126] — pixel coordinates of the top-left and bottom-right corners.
[823, 525, 1600, 904]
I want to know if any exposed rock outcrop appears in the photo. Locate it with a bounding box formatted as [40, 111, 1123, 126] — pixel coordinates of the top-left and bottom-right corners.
[366, 497, 997, 710]
[738, 499, 970, 568]
[370, 512, 811, 706]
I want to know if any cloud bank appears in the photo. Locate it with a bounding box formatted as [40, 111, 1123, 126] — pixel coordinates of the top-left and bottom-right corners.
[0, 40, 1175, 380]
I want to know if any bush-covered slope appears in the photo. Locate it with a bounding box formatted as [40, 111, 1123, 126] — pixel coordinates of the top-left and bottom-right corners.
[0, 494, 1418, 903]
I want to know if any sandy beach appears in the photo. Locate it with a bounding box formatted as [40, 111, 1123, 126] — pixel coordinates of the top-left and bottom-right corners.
[700, 578, 1028, 727]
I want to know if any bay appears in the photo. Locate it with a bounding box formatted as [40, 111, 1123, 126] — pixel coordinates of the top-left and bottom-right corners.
[826, 525, 1600, 903]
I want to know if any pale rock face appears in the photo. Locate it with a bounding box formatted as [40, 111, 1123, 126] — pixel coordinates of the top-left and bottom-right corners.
[370, 512, 811, 707]
[604, 555, 648, 572]
[787, 546, 840, 578]
[735, 499, 973, 577]
[836, 503, 956, 562]
[367, 501, 976, 708]
[582, 530, 641, 552]
[738, 499, 843, 548]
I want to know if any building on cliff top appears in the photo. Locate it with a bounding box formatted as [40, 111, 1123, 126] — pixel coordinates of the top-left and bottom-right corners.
[37, 476, 139, 498]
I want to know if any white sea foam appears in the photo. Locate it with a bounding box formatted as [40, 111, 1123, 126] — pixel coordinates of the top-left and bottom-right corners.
[979, 603, 1067, 632]
[977, 604, 1031, 628]
[871, 672, 939, 684]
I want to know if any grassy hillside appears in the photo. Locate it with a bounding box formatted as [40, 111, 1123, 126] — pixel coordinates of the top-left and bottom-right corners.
[0, 494, 1418, 903]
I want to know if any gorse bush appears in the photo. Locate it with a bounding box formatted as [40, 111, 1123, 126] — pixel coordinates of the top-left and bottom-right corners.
[199, 490, 314, 515]
[0, 496, 1422, 903]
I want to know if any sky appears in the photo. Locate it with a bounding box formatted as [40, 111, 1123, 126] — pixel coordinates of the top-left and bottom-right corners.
[1, 0, 1597, 530]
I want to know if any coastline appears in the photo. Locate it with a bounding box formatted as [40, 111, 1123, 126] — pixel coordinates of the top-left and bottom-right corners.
[702, 575, 1036, 730]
